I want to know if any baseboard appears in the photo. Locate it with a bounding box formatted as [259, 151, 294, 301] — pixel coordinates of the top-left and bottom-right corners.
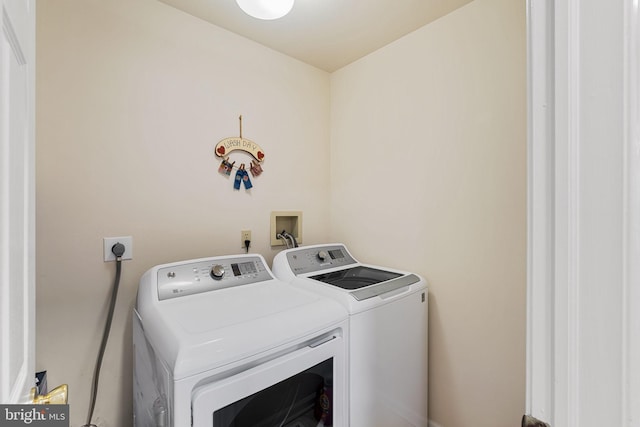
[428, 420, 444, 427]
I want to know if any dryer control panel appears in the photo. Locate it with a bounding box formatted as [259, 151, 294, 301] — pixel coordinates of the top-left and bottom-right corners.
[285, 244, 357, 275]
[157, 255, 272, 300]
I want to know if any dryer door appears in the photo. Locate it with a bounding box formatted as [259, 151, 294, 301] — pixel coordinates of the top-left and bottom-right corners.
[191, 334, 345, 427]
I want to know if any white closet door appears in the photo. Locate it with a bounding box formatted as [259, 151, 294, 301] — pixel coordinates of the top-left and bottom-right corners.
[0, 0, 35, 404]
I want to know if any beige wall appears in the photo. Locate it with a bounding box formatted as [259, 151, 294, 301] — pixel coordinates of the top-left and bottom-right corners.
[36, 0, 526, 426]
[36, 1, 331, 425]
[329, 0, 527, 426]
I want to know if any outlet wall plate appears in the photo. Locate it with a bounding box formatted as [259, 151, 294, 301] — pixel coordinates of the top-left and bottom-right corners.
[241, 230, 251, 248]
[103, 236, 133, 261]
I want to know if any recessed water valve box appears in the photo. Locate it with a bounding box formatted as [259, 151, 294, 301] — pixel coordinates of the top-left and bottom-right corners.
[270, 211, 302, 246]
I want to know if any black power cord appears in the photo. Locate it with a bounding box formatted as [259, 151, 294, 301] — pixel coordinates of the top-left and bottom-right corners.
[82, 243, 125, 427]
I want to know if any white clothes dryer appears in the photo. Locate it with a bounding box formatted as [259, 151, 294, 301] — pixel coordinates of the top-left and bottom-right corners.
[133, 254, 349, 427]
[272, 244, 428, 427]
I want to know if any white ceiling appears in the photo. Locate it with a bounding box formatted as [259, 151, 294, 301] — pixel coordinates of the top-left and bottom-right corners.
[157, 0, 474, 72]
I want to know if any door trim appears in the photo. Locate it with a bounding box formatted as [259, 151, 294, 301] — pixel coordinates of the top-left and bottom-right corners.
[0, 0, 35, 404]
[623, 1, 640, 424]
[527, 0, 640, 425]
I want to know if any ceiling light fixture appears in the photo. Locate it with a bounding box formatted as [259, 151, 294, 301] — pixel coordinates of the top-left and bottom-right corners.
[235, 0, 295, 20]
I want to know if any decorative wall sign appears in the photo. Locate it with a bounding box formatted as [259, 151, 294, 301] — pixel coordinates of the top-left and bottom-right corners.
[216, 137, 265, 162]
[215, 116, 265, 189]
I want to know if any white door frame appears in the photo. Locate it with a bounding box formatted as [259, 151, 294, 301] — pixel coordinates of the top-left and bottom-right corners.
[0, 0, 35, 403]
[622, 0, 640, 424]
[526, 0, 640, 425]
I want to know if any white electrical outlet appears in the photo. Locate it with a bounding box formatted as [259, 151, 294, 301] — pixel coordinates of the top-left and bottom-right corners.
[103, 236, 133, 261]
[241, 230, 251, 248]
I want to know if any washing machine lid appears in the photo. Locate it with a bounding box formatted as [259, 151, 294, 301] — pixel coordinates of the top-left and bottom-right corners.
[310, 266, 402, 289]
[271, 244, 424, 302]
[136, 254, 347, 379]
[310, 266, 420, 301]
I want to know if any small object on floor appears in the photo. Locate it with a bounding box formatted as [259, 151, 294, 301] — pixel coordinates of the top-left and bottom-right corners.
[522, 414, 551, 427]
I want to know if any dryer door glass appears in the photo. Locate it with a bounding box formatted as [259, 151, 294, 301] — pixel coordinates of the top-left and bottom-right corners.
[191, 334, 345, 426]
[213, 360, 330, 426]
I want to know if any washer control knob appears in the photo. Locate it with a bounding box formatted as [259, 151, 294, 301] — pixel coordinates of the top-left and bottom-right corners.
[317, 250, 329, 261]
[210, 264, 225, 280]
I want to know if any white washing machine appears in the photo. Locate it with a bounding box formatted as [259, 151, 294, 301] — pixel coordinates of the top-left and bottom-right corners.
[133, 254, 349, 427]
[272, 244, 428, 427]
